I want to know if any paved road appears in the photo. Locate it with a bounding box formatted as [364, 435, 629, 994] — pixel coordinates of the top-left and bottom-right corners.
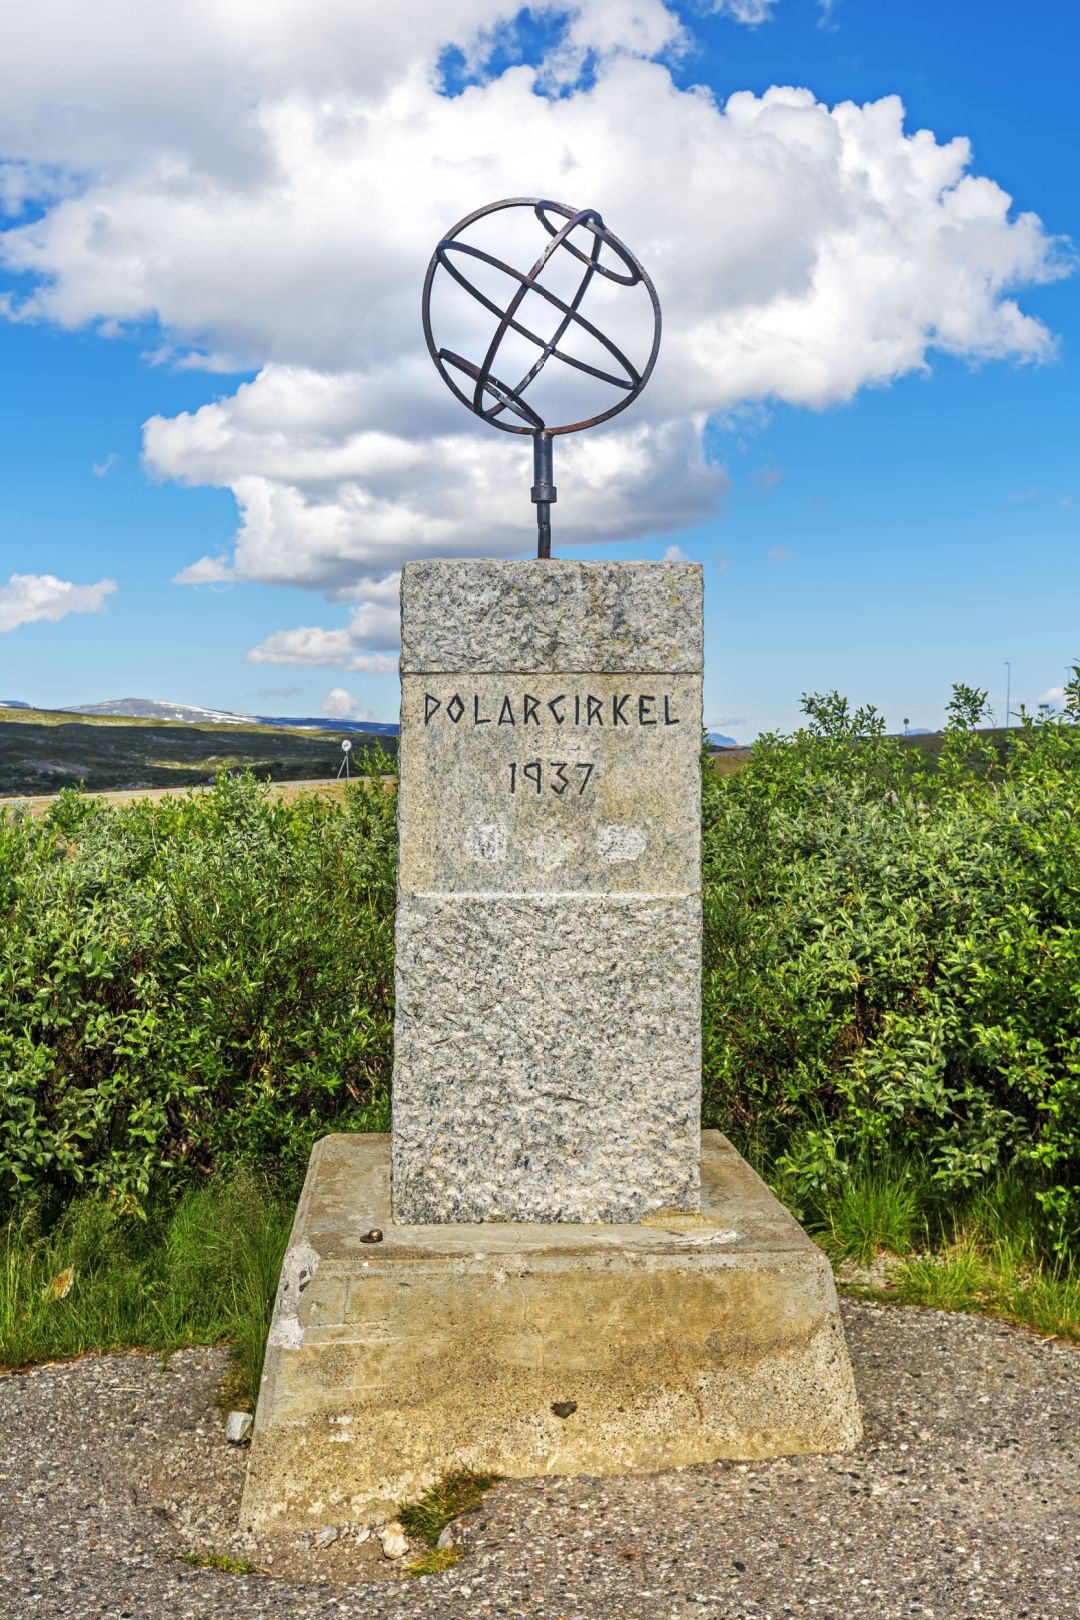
[0, 1301, 1076, 1619]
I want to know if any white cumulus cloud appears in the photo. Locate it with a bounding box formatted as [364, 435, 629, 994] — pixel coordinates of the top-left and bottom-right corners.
[115, 72, 1068, 610]
[321, 686, 375, 721]
[0, 0, 1070, 663]
[247, 574, 400, 669]
[0, 572, 117, 633]
[248, 627, 398, 673]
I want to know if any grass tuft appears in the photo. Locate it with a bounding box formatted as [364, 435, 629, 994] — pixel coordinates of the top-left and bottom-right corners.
[791, 1155, 1079, 1341]
[174, 1550, 259, 1575]
[0, 1171, 293, 1406]
[398, 1470, 500, 1547]
[810, 1153, 929, 1265]
[406, 1547, 464, 1577]
[886, 1241, 1080, 1341]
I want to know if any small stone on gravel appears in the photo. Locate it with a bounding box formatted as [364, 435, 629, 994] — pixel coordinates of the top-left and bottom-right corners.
[378, 1521, 408, 1559]
[223, 1410, 253, 1445]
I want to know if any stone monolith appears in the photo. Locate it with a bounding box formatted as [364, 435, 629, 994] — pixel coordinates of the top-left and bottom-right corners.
[390, 558, 703, 1224]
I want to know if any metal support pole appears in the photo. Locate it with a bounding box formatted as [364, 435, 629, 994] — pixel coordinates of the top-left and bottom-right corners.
[531, 431, 556, 559]
[1005, 661, 1011, 731]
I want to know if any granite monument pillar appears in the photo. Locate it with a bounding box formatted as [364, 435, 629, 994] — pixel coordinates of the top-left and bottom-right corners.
[391, 557, 703, 1224]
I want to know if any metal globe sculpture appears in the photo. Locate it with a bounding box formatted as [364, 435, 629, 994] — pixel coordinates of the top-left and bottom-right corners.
[422, 197, 661, 558]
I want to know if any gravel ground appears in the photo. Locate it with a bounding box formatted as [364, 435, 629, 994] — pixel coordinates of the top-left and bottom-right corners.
[0, 1300, 1076, 1620]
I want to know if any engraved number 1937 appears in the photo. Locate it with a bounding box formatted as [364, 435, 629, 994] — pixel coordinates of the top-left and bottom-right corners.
[509, 761, 594, 795]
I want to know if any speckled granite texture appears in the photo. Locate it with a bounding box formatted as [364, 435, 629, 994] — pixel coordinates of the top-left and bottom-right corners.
[398, 558, 703, 674]
[397, 673, 702, 896]
[392, 895, 702, 1222]
[391, 558, 703, 1224]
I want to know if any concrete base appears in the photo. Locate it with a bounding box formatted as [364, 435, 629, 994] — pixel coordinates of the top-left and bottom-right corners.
[241, 1132, 861, 1530]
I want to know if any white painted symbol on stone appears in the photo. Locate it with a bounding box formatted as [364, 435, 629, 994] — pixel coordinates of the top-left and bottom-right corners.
[524, 830, 574, 871]
[464, 823, 508, 862]
[597, 824, 647, 863]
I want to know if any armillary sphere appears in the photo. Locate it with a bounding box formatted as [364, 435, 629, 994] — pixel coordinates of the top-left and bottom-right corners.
[422, 197, 661, 558]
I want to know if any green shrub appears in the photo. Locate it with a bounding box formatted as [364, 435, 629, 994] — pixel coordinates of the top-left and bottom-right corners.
[2, 688, 1079, 1266]
[702, 672, 1080, 1256]
[0, 760, 396, 1207]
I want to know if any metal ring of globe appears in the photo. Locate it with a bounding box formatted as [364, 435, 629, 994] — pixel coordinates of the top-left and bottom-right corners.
[421, 197, 661, 557]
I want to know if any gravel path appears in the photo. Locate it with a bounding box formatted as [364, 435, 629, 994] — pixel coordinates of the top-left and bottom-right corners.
[0, 1301, 1076, 1620]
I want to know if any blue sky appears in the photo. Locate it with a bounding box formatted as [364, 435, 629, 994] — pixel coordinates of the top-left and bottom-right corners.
[0, 0, 1076, 739]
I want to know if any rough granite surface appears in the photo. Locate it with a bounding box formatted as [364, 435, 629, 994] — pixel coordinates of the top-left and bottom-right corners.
[398, 559, 704, 673]
[397, 673, 701, 896]
[392, 558, 703, 1224]
[392, 896, 702, 1222]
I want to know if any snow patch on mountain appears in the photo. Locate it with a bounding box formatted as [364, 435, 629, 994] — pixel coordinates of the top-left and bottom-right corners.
[69, 698, 260, 724]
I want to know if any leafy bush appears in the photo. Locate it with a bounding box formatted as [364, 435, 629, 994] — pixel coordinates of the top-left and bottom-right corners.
[0, 759, 396, 1206]
[2, 691, 1078, 1264]
[702, 673, 1080, 1256]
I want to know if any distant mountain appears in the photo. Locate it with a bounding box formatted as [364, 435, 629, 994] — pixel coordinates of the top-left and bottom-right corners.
[708, 733, 739, 747]
[68, 698, 260, 725]
[0, 699, 31, 709]
[61, 698, 401, 734]
[258, 714, 400, 735]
